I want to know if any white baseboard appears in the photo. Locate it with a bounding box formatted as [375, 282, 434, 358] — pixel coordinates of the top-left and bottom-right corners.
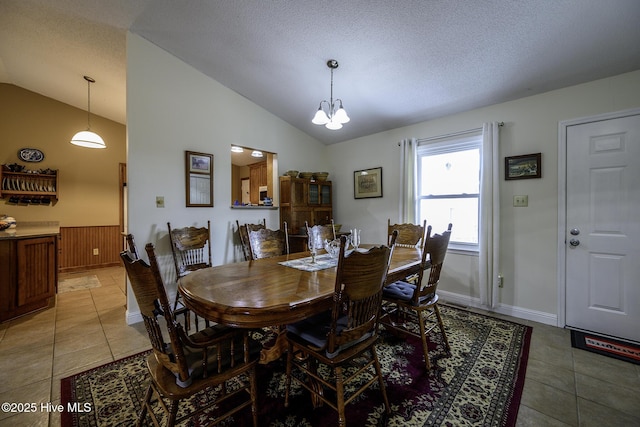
[126, 309, 143, 325]
[438, 290, 558, 326]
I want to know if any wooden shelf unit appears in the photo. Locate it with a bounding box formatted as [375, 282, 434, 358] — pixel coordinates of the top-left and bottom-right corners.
[279, 176, 333, 235]
[0, 169, 58, 204]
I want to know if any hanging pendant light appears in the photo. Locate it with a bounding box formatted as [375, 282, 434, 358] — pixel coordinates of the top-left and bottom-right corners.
[312, 60, 350, 130]
[70, 76, 106, 149]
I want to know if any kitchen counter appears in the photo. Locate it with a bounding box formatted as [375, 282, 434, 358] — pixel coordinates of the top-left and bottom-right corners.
[0, 221, 60, 239]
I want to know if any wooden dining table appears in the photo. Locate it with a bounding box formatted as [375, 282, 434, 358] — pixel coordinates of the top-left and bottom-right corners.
[179, 246, 423, 363]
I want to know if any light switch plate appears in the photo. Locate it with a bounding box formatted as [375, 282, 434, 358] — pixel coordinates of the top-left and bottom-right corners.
[513, 195, 528, 207]
[156, 196, 165, 208]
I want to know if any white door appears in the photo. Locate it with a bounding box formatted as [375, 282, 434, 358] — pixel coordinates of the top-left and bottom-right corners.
[565, 113, 640, 343]
[241, 178, 250, 205]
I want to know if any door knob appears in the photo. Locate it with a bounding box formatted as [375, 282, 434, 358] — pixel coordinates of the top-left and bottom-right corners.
[570, 228, 580, 236]
[569, 238, 580, 247]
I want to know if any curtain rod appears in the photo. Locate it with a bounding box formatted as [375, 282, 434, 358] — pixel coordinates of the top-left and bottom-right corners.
[398, 122, 504, 145]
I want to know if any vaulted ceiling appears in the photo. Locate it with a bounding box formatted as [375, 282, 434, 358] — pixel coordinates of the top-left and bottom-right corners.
[2, 0, 639, 144]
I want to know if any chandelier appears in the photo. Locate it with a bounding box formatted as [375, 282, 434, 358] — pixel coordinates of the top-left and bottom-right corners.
[311, 59, 350, 130]
[70, 76, 106, 149]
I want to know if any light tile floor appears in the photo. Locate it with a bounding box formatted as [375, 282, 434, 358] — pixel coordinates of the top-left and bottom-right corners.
[0, 266, 638, 426]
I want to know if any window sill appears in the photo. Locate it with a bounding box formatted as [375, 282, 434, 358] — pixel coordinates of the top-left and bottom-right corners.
[447, 246, 479, 256]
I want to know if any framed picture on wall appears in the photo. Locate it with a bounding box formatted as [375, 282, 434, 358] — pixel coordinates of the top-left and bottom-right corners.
[354, 167, 383, 199]
[185, 151, 213, 207]
[505, 153, 541, 180]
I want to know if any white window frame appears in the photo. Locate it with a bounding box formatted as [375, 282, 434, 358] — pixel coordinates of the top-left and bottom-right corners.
[417, 133, 481, 253]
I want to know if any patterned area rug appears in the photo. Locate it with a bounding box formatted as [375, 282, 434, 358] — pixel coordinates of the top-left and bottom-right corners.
[60, 306, 531, 426]
[58, 275, 102, 293]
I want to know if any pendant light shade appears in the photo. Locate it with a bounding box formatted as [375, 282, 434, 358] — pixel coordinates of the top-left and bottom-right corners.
[70, 130, 105, 148]
[70, 76, 106, 149]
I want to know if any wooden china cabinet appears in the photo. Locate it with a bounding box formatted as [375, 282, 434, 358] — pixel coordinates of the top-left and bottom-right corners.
[279, 176, 333, 251]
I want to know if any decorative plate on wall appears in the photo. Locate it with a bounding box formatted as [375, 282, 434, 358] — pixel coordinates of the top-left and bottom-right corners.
[18, 148, 45, 162]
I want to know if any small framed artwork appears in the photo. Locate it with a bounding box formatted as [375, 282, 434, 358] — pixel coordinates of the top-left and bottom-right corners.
[354, 167, 383, 199]
[185, 151, 213, 207]
[505, 153, 541, 180]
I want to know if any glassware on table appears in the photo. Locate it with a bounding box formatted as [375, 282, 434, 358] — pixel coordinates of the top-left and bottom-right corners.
[308, 234, 320, 263]
[324, 238, 341, 258]
[350, 229, 361, 250]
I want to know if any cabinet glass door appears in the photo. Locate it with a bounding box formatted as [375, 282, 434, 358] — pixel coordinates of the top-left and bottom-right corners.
[321, 184, 331, 205]
[308, 183, 319, 205]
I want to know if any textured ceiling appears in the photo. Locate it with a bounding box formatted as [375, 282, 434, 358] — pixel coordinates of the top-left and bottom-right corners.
[2, 0, 640, 144]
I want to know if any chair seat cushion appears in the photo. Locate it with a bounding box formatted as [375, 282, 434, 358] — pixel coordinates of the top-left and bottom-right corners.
[286, 311, 372, 358]
[383, 280, 416, 301]
[383, 280, 435, 306]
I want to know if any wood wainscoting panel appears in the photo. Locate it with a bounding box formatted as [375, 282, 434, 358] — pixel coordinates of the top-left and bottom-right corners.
[59, 225, 123, 272]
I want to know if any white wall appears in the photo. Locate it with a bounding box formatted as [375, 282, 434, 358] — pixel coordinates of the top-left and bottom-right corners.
[126, 30, 640, 325]
[328, 70, 640, 325]
[125, 34, 329, 321]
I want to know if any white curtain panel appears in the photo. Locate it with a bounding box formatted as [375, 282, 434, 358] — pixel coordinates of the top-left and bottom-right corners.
[479, 122, 500, 308]
[398, 138, 417, 223]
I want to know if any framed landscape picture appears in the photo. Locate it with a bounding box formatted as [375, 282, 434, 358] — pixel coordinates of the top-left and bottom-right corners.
[505, 153, 541, 180]
[185, 151, 213, 207]
[354, 167, 382, 199]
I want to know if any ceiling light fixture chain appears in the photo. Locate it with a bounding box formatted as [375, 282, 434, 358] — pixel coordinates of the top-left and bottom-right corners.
[70, 75, 106, 149]
[312, 59, 350, 130]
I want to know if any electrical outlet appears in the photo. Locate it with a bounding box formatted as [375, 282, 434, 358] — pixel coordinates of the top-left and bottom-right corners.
[93, 248, 99, 256]
[156, 196, 165, 208]
[513, 195, 528, 207]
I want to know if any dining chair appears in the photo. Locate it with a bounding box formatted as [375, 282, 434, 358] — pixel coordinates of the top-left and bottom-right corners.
[387, 218, 427, 248]
[284, 231, 397, 427]
[247, 222, 289, 259]
[125, 233, 140, 260]
[167, 221, 212, 331]
[120, 243, 259, 427]
[381, 223, 453, 370]
[305, 219, 336, 249]
[236, 218, 266, 261]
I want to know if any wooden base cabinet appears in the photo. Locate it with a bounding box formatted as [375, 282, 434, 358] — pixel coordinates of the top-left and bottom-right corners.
[0, 236, 57, 322]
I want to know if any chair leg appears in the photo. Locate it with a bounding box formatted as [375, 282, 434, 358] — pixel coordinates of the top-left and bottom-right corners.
[418, 310, 431, 370]
[284, 341, 293, 408]
[166, 400, 179, 427]
[136, 384, 153, 427]
[249, 366, 258, 427]
[335, 366, 346, 427]
[434, 304, 450, 352]
[372, 346, 391, 415]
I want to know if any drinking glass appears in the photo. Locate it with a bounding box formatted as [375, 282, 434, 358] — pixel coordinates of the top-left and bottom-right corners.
[308, 234, 319, 263]
[350, 229, 360, 250]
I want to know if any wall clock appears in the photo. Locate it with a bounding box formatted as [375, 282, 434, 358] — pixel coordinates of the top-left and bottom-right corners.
[18, 148, 45, 162]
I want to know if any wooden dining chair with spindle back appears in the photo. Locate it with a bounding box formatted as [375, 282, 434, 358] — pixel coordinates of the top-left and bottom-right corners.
[381, 223, 453, 370]
[236, 218, 266, 261]
[167, 221, 212, 331]
[284, 231, 398, 427]
[120, 243, 259, 427]
[387, 218, 427, 248]
[247, 222, 289, 260]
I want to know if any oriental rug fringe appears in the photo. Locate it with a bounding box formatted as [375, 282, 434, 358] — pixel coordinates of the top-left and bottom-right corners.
[61, 306, 531, 426]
